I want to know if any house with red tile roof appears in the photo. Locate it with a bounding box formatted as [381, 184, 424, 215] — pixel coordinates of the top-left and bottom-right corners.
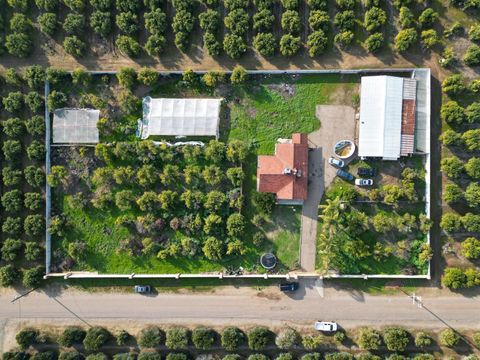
[257, 133, 309, 204]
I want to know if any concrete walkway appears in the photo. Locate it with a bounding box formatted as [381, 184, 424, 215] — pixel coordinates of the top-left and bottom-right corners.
[299, 148, 324, 272]
[299, 105, 357, 272]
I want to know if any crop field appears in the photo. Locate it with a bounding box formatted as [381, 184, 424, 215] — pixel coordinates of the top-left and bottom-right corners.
[316, 156, 431, 275]
[47, 71, 357, 275]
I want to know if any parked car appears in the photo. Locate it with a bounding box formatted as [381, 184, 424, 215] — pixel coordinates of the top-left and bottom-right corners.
[279, 282, 299, 292]
[328, 157, 345, 168]
[336, 169, 354, 181]
[358, 167, 376, 177]
[134, 285, 151, 294]
[355, 178, 373, 186]
[314, 321, 338, 332]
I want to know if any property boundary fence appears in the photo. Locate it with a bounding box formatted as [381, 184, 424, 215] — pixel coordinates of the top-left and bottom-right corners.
[43, 68, 432, 281]
[45, 80, 52, 274]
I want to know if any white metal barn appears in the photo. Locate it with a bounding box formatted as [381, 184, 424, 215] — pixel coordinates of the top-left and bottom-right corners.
[358, 75, 417, 161]
[52, 108, 100, 144]
[140, 97, 222, 139]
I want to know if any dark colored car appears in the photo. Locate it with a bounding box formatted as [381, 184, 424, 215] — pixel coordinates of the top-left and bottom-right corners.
[134, 285, 151, 294]
[358, 167, 376, 177]
[279, 282, 299, 292]
[336, 169, 354, 181]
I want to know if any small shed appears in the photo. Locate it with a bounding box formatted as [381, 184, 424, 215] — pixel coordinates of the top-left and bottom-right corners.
[139, 97, 222, 139]
[52, 108, 100, 144]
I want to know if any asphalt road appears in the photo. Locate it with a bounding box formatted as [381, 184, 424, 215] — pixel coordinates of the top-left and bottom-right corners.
[1, 281, 479, 330]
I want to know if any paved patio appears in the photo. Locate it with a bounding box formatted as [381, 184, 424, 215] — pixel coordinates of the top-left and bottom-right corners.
[299, 105, 357, 272]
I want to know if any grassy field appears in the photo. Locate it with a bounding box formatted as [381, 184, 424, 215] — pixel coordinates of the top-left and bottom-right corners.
[51, 73, 357, 275]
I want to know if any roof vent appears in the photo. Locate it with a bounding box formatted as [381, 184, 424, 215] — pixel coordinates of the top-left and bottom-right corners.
[283, 168, 291, 175]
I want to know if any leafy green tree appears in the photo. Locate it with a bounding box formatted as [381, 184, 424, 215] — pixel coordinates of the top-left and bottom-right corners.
[302, 335, 323, 350]
[47, 165, 67, 187]
[307, 0, 327, 8]
[137, 68, 158, 86]
[281, 0, 298, 9]
[248, 355, 268, 360]
[224, 0, 248, 10]
[441, 212, 462, 232]
[3, 140, 22, 161]
[16, 329, 39, 349]
[442, 74, 465, 96]
[462, 129, 480, 151]
[22, 266, 44, 288]
[365, 32, 384, 52]
[138, 326, 164, 348]
[439, 328, 460, 347]
[91, 0, 111, 10]
[172, 10, 194, 50]
[137, 353, 161, 360]
[357, 328, 382, 350]
[25, 66, 46, 89]
[166, 327, 189, 349]
[231, 65, 247, 85]
[35, 0, 58, 11]
[465, 182, 480, 207]
[221, 327, 244, 351]
[280, 34, 301, 56]
[166, 354, 187, 360]
[116, 330, 130, 346]
[0, 264, 19, 287]
[64, 0, 84, 10]
[59, 327, 86, 347]
[24, 192, 42, 211]
[117, 67, 136, 89]
[418, 8, 438, 28]
[223, 34, 247, 58]
[282, 10, 300, 33]
[27, 140, 46, 160]
[116, 11, 138, 35]
[146, 34, 167, 56]
[248, 327, 270, 350]
[2, 217, 22, 236]
[3, 92, 23, 114]
[137, 191, 159, 212]
[226, 167, 244, 186]
[414, 332, 432, 347]
[3, 118, 23, 137]
[441, 101, 465, 124]
[48, 89, 68, 110]
[462, 213, 480, 232]
[464, 45, 480, 66]
[254, 9, 275, 32]
[382, 328, 409, 352]
[440, 156, 464, 178]
[2, 189, 23, 213]
[254, 32, 277, 57]
[115, 190, 135, 211]
[38, 13, 57, 35]
[202, 165, 224, 186]
[461, 237, 480, 259]
[335, 30, 354, 47]
[26, 115, 46, 136]
[83, 327, 110, 351]
[24, 214, 44, 236]
[439, 129, 462, 146]
[473, 332, 480, 347]
[199, 9, 219, 32]
[192, 327, 216, 349]
[334, 10, 355, 30]
[398, 6, 413, 28]
[25, 92, 44, 113]
[63, 13, 85, 35]
[116, 35, 140, 56]
[309, 10, 329, 32]
[275, 328, 299, 349]
[421, 29, 439, 49]
[324, 353, 352, 360]
[203, 71, 225, 87]
[364, 7, 386, 32]
[1, 239, 22, 261]
[25, 242, 42, 261]
[444, 183, 463, 203]
[91, 11, 112, 37]
[307, 30, 328, 56]
[394, 28, 417, 52]
[5, 33, 32, 58]
[145, 9, 167, 34]
[202, 236, 223, 259]
[466, 157, 480, 178]
[3, 166, 22, 187]
[116, 0, 141, 12]
[466, 102, 480, 123]
[227, 213, 245, 237]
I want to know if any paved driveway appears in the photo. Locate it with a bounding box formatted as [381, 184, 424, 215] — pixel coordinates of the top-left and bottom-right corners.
[299, 105, 357, 272]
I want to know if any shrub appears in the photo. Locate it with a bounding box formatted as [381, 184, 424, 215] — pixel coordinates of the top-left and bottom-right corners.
[48, 90, 67, 110]
[145, 9, 167, 34]
[166, 355, 187, 360]
[146, 34, 167, 56]
[83, 327, 110, 351]
[63, 13, 85, 35]
[465, 182, 480, 207]
[0, 264, 19, 287]
[418, 8, 438, 28]
[253, 9, 275, 32]
[414, 332, 432, 347]
[439, 129, 462, 146]
[91, 11, 112, 37]
[24, 214, 45, 236]
[24, 192, 42, 211]
[441, 101, 464, 124]
[308, 10, 330, 32]
[116, 35, 140, 57]
[394, 28, 417, 52]
[365, 32, 384, 52]
[307, 30, 328, 56]
[138, 353, 161, 360]
[364, 7, 386, 32]
[440, 213, 462, 232]
[231, 65, 247, 85]
[275, 328, 299, 349]
[3, 92, 23, 114]
[25, 92, 44, 113]
[443, 183, 463, 203]
[466, 158, 480, 178]
[357, 328, 382, 350]
[421, 29, 438, 50]
[439, 328, 460, 347]
[59, 327, 86, 347]
[248, 327, 270, 350]
[5, 33, 32, 58]
[442, 267, 466, 289]
[473, 332, 480, 347]
[466, 102, 480, 123]
[281, 10, 301, 34]
[462, 213, 480, 232]
[442, 74, 465, 96]
[27, 140, 46, 161]
[382, 328, 409, 352]
[3, 140, 22, 161]
[22, 266, 44, 288]
[25, 65, 46, 88]
[334, 10, 355, 30]
[223, 34, 247, 58]
[221, 327, 244, 351]
[281, 0, 298, 9]
[3, 118, 23, 137]
[117, 67, 136, 89]
[335, 31, 354, 47]
[16, 329, 39, 349]
[199, 9, 219, 32]
[248, 355, 268, 360]
[25, 242, 42, 261]
[63, 36, 86, 57]
[461, 237, 480, 259]
[441, 156, 464, 178]
[192, 327, 216, 349]
[302, 335, 323, 350]
[166, 327, 189, 349]
[116, 11, 138, 35]
[26, 115, 46, 136]
[254, 32, 276, 57]
[464, 45, 480, 66]
[203, 71, 224, 87]
[398, 6, 413, 28]
[462, 129, 480, 151]
[38, 13, 58, 35]
[334, 331, 346, 343]
[301, 354, 321, 360]
[279, 34, 301, 56]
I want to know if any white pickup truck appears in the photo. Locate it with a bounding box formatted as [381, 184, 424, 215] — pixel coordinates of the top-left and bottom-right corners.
[314, 321, 338, 332]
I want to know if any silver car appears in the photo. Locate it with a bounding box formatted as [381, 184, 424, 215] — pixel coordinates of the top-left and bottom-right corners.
[355, 178, 373, 186]
[328, 157, 345, 168]
[315, 321, 338, 332]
